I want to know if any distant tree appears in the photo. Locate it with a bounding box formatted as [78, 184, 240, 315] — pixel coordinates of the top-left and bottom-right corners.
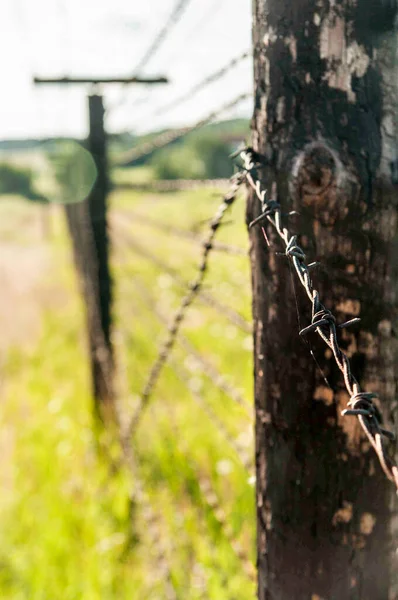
[193, 134, 234, 179]
[0, 162, 46, 202]
[151, 146, 206, 180]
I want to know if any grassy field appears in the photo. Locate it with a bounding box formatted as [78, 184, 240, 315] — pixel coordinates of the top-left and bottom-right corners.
[0, 183, 255, 599]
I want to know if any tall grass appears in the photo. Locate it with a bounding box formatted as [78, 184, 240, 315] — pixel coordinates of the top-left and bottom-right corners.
[0, 184, 256, 599]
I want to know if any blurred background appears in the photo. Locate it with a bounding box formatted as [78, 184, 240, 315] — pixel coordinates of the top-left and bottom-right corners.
[0, 1, 256, 598]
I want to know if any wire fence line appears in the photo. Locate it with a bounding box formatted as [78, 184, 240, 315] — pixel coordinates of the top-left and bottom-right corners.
[124, 274, 253, 418]
[117, 92, 252, 166]
[121, 172, 246, 440]
[116, 275, 253, 467]
[115, 209, 248, 256]
[111, 218, 252, 333]
[115, 286, 254, 589]
[240, 147, 398, 491]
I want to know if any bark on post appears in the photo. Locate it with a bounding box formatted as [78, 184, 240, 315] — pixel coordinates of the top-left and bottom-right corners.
[249, 1, 398, 598]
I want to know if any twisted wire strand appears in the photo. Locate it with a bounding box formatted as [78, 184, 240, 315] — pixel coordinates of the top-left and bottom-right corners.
[124, 172, 246, 439]
[241, 148, 398, 490]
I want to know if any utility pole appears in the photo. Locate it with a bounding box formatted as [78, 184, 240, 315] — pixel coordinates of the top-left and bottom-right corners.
[34, 73, 168, 420]
[249, 1, 398, 599]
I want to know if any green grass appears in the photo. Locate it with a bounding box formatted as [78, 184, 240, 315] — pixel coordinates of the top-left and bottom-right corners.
[0, 186, 256, 599]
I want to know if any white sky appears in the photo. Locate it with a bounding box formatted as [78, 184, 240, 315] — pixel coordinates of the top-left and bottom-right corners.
[0, 0, 253, 139]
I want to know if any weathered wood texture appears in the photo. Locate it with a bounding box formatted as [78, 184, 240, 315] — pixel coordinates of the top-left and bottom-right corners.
[249, 1, 398, 598]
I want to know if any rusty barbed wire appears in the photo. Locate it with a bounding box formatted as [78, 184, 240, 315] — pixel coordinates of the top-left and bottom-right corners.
[150, 51, 251, 118]
[112, 218, 252, 333]
[240, 147, 398, 491]
[116, 209, 248, 256]
[123, 172, 246, 439]
[117, 93, 252, 166]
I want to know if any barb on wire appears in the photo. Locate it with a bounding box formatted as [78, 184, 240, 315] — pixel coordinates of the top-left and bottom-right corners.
[116, 210, 248, 256]
[151, 51, 251, 118]
[240, 147, 398, 491]
[124, 172, 246, 438]
[133, 0, 194, 74]
[112, 218, 252, 333]
[117, 93, 252, 166]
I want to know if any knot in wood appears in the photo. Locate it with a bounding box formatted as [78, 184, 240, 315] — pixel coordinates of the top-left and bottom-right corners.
[298, 144, 336, 198]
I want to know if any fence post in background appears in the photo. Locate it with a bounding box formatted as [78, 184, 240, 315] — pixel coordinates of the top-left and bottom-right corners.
[87, 94, 113, 365]
[249, 1, 398, 598]
[64, 92, 115, 421]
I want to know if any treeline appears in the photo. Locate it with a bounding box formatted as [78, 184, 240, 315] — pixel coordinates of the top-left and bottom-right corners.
[112, 118, 250, 180]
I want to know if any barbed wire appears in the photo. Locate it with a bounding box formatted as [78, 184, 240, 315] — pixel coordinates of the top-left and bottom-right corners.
[240, 147, 398, 491]
[116, 209, 248, 256]
[123, 172, 246, 439]
[133, 0, 194, 74]
[117, 92, 252, 166]
[150, 51, 251, 118]
[115, 277, 254, 582]
[112, 220, 252, 333]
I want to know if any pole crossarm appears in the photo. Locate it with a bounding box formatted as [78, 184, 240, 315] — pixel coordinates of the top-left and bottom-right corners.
[33, 75, 168, 85]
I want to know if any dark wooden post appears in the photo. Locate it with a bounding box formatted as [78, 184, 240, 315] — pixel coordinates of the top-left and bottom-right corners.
[249, 1, 398, 598]
[87, 94, 112, 355]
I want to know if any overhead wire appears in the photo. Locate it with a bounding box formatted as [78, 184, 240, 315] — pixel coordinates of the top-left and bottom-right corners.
[107, 0, 194, 116]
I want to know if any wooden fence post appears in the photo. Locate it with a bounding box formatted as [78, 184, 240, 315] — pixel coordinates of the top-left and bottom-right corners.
[249, 1, 398, 597]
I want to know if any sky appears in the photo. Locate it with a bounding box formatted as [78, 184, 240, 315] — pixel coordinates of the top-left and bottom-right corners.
[0, 0, 253, 139]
